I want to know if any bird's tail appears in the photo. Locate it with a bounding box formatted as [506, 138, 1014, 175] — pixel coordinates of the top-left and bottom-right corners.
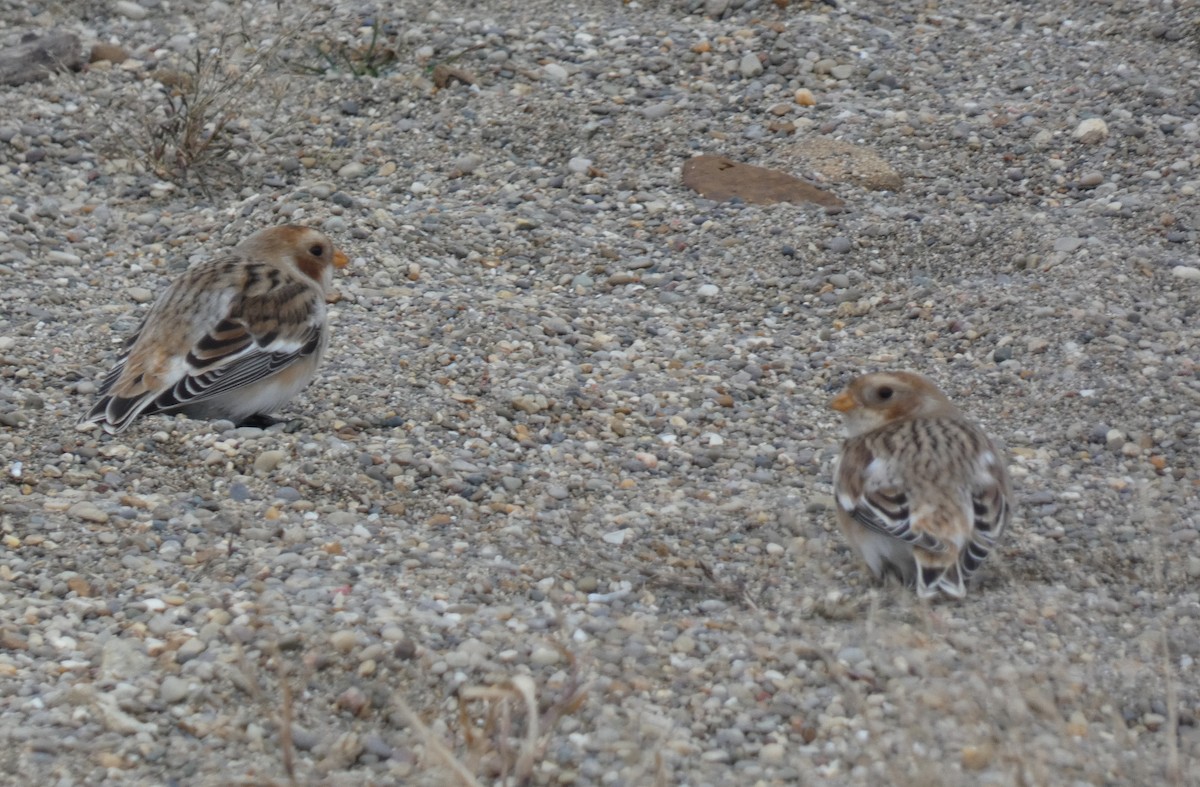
[915, 554, 965, 599]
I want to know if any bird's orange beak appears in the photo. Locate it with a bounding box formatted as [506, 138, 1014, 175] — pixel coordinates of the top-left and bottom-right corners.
[333, 249, 350, 269]
[830, 391, 856, 412]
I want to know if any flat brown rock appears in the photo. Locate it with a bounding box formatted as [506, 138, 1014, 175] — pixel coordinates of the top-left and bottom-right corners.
[0, 31, 83, 86]
[89, 43, 131, 64]
[791, 137, 903, 191]
[682, 155, 844, 207]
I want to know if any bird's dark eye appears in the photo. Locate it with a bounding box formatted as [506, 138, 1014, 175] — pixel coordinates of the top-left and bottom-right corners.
[309, 244, 324, 257]
[877, 386, 893, 400]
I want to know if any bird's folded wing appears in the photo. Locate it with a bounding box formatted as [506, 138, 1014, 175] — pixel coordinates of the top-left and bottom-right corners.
[85, 276, 322, 432]
[836, 441, 949, 553]
[150, 282, 323, 410]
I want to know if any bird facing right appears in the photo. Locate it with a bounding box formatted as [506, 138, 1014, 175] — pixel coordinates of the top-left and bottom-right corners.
[829, 371, 1011, 599]
[81, 225, 349, 435]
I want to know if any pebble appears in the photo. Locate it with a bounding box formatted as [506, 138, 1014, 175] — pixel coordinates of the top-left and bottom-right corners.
[511, 394, 549, 413]
[640, 102, 672, 120]
[828, 237, 853, 254]
[160, 676, 189, 704]
[542, 63, 569, 82]
[568, 157, 592, 174]
[1073, 118, 1109, 144]
[451, 153, 483, 174]
[114, 0, 149, 20]
[291, 727, 320, 752]
[1171, 265, 1200, 281]
[739, 53, 764, 78]
[254, 450, 287, 474]
[67, 501, 108, 523]
[176, 638, 206, 663]
[1053, 237, 1085, 252]
[330, 630, 358, 654]
[759, 743, 786, 765]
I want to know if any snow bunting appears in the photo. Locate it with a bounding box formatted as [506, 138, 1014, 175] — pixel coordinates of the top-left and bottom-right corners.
[829, 371, 1011, 599]
[82, 225, 349, 434]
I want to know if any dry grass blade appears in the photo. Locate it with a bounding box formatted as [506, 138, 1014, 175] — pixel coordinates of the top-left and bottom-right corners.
[400, 641, 593, 785]
[271, 644, 299, 787]
[1161, 629, 1182, 786]
[698, 558, 761, 611]
[396, 697, 484, 787]
[458, 676, 541, 782]
[537, 642, 591, 731]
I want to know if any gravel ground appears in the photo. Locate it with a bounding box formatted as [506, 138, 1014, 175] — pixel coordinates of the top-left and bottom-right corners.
[2, 0, 1199, 784]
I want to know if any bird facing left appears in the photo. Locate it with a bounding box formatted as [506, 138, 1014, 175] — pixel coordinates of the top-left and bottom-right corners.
[829, 370, 1012, 600]
[80, 225, 350, 435]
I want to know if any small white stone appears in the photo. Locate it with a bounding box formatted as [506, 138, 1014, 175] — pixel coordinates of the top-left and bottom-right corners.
[602, 528, 633, 545]
[451, 153, 482, 174]
[697, 284, 720, 297]
[330, 630, 358, 653]
[760, 743, 786, 764]
[542, 63, 569, 82]
[1073, 117, 1108, 144]
[1171, 265, 1200, 281]
[254, 450, 286, 474]
[337, 161, 365, 179]
[114, 0, 149, 20]
[127, 287, 154, 303]
[380, 626, 406, 642]
[567, 157, 592, 174]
